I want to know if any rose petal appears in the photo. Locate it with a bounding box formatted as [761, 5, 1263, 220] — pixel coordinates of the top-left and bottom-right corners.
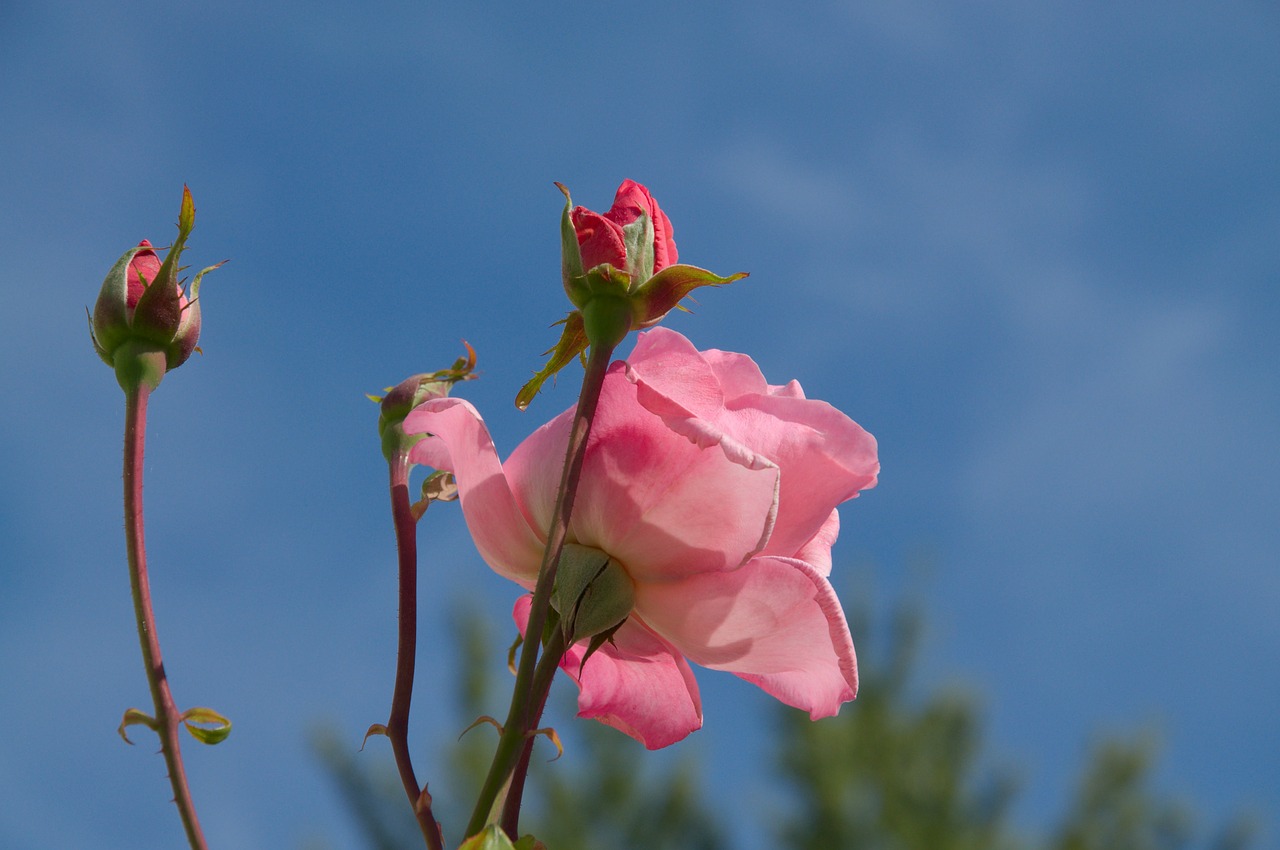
[626, 328, 878, 560]
[626, 328, 725, 421]
[635, 556, 857, 719]
[732, 394, 877, 559]
[793, 508, 839, 577]
[126, 240, 162, 310]
[505, 362, 779, 580]
[702, 347, 770, 400]
[500, 402, 573, 540]
[571, 207, 628, 271]
[625, 331, 781, 475]
[768, 379, 806, 399]
[403, 397, 544, 585]
[514, 596, 702, 750]
[604, 180, 677, 271]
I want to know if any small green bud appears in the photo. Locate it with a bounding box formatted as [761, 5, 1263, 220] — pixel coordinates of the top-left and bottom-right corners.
[375, 342, 477, 462]
[521, 181, 745, 409]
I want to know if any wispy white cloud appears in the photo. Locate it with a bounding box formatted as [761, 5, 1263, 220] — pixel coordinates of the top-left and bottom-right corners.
[714, 139, 871, 238]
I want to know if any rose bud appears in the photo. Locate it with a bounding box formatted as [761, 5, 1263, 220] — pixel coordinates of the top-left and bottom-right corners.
[89, 186, 222, 392]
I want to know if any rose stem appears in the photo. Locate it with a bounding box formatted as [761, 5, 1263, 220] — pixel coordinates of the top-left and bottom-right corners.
[387, 452, 446, 850]
[122, 382, 208, 850]
[465, 339, 617, 839]
[499, 626, 567, 837]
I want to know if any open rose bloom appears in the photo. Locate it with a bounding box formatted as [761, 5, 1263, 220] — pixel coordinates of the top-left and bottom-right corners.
[405, 328, 878, 749]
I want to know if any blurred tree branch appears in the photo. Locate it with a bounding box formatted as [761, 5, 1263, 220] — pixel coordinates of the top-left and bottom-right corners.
[314, 581, 1261, 850]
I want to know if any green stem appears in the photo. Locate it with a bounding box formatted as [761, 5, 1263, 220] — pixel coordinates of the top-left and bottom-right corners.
[387, 455, 446, 850]
[122, 383, 207, 850]
[465, 340, 617, 838]
[499, 627, 568, 837]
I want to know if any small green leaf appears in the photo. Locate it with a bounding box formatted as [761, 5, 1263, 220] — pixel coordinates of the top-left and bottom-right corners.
[181, 706, 232, 745]
[459, 715, 504, 741]
[412, 470, 459, 520]
[513, 834, 549, 850]
[117, 708, 158, 745]
[516, 311, 588, 410]
[529, 725, 564, 762]
[507, 633, 523, 675]
[360, 723, 388, 750]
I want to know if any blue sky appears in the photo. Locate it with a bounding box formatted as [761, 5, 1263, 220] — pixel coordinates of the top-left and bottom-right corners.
[2, 1, 1277, 847]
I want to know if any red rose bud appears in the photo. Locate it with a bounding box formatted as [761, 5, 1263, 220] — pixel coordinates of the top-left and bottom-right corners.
[522, 181, 747, 409]
[89, 186, 223, 392]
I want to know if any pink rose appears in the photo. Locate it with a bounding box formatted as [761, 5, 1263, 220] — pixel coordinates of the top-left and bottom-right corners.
[404, 328, 878, 749]
[571, 179, 677, 274]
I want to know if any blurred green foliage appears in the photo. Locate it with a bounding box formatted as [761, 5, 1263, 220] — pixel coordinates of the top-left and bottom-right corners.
[313, 587, 1260, 850]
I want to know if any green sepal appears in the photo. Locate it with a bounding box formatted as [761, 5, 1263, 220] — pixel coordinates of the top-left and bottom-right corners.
[539, 606, 561, 649]
[177, 183, 196, 234]
[117, 707, 159, 745]
[90, 245, 150, 359]
[180, 706, 232, 745]
[513, 835, 549, 850]
[632, 264, 748, 328]
[579, 617, 627, 674]
[552, 544, 635, 646]
[131, 186, 196, 347]
[87, 307, 109, 363]
[459, 825, 519, 850]
[377, 342, 477, 462]
[188, 260, 225, 303]
[129, 251, 185, 348]
[557, 182, 588, 308]
[620, 210, 656, 284]
[151, 187, 196, 298]
[516, 311, 588, 410]
[167, 259, 224, 370]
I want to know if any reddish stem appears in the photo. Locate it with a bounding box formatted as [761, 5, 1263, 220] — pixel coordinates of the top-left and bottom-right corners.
[387, 455, 446, 850]
[499, 626, 567, 837]
[465, 339, 617, 839]
[122, 383, 207, 850]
